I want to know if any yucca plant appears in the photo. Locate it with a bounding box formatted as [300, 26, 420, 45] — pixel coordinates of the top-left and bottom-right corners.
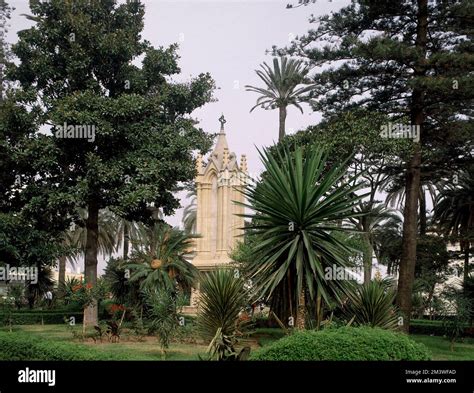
[342, 279, 400, 330]
[197, 269, 249, 360]
[240, 145, 366, 329]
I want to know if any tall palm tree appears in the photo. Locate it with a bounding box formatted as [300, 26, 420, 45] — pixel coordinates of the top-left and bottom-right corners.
[182, 188, 197, 234]
[245, 57, 313, 141]
[127, 222, 198, 293]
[434, 171, 473, 286]
[373, 216, 403, 276]
[348, 203, 402, 284]
[382, 174, 438, 236]
[111, 215, 145, 260]
[241, 146, 365, 329]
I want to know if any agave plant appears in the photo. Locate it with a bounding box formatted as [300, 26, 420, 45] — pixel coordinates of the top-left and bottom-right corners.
[197, 269, 249, 360]
[127, 222, 198, 292]
[240, 145, 366, 329]
[342, 279, 399, 330]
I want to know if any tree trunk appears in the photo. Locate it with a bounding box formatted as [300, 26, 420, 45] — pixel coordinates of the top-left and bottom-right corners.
[278, 106, 287, 141]
[419, 188, 427, 235]
[296, 289, 306, 330]
[123, 221, 130, 260]
[363, 234, 373, 285]
[396, 0, 428, 334]
[464, 243, 470, 288]
[84, 200, 99, 327]
[58, 255, 66, 297]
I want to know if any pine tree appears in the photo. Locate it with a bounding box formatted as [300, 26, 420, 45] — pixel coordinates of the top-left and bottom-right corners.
[282, 0, 473, 331]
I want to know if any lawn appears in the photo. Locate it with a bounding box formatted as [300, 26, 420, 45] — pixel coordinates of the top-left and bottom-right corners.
[2, 325, 473, 361]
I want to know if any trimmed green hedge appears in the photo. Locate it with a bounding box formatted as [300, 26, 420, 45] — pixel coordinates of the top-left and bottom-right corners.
[0, 312, 83, 325]
[0, 331, 122, 360]
[409, 319, 446, 336]
[251, 327, 431, 361]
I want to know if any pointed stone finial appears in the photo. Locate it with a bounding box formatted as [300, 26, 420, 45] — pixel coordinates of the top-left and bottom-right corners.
[218, 114, 226, 133]
[222, 148, 229, 167]
[196, 153, 203, 172]
[240, 154, 248, 172]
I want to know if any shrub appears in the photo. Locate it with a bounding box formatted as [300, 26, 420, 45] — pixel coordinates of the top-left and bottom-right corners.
[342, 280, 399, 329]
[409, 319, 446, 336]
[250, 327, 431, 360]
[0, 331, 122, 360]
[0, 311, 83, 325]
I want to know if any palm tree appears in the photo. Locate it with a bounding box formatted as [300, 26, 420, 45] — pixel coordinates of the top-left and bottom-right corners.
[373, 216, 403, 276]
[348, 203, 402, 284]
[58, 208, 116, 293]
[241, 145, 365, 329]
[382, 175, 438, 236]
[111, 215, 145, 260]
[182, 188, 197, 234]
[127, 222, 198, 293]
[25, 264, 55, 309]
[434, 171, 473, 286]
[245, 57, 313, 141]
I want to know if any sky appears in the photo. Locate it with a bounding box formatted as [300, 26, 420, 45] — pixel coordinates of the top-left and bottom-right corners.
[6, 0, 352, 272]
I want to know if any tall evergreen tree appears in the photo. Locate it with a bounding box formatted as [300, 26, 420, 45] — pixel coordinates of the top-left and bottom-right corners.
[282, 0, 473, 331]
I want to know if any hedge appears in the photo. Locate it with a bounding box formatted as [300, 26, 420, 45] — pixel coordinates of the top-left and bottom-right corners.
[409, 319, 472, 336]
[251, 326, 431, 361]
[0, 312, 83, 325]
[0, 331, 122, 360]
[409, 319, 446, 336]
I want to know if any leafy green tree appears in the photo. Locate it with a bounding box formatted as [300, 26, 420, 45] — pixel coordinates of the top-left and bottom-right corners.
[413, 235, 452, 317]
[241, 146, 365, 329]
[245, 57, 313, 141]
[7, 0, 215, 325]
[434, 170, 473, 286]
[281, 0, 473, 331]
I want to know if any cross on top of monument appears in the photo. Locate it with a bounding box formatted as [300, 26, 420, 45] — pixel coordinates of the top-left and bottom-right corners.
[219, 114, 226, 132]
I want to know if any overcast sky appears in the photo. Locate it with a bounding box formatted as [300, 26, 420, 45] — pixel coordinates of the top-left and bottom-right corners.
[6, 0, 351, 272]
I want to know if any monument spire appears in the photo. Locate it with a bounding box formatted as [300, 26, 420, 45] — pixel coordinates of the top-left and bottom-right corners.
[218, 114, 226, 134]
[212, 114, 229, 160]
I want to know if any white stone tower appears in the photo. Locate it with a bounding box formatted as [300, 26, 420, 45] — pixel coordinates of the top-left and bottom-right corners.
[192, 114, 247, 270]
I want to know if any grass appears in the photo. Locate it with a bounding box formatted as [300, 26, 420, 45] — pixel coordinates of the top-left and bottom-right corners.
[410, 335, 474, 361]
[1, 324, 473, 360]
[1, 324, 208, 360]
